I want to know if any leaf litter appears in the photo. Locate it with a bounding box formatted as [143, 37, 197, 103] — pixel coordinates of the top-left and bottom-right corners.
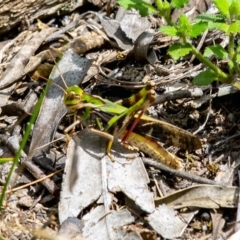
[0, 1, 240, 239]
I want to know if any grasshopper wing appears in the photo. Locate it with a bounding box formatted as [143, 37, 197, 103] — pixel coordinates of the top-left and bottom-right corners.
[137, 117, 201, 150]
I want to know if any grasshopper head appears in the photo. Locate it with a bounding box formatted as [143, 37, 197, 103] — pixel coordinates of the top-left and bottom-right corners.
[64, 85, 84, 112]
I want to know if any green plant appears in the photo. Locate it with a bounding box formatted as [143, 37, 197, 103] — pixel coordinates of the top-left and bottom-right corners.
[0, 80, 52, 210]
[117, 0, 240, 88]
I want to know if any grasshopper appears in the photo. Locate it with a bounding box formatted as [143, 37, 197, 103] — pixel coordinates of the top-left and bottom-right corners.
[63, 81, 201, 170]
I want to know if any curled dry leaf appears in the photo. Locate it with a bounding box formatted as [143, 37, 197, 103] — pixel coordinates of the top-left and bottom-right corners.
[130, 29, 157, 64]
[155, 185, 239, 209]
[101, 8, 151, 50]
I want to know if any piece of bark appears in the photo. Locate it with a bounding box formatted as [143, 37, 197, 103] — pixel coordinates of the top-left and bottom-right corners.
[0, 0, 85, 34]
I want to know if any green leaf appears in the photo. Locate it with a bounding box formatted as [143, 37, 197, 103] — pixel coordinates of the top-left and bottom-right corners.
[155, 0, 163, 10]
[213, 0, 230, 16]
[162, 1, 171, 10]
[204, 45, 228, 59]
[229, 1, 240, 17]
[228, 21, 240, 33]
[178, 14, 191, 29]
[193, 69, 218, 85]
[208, 22, 227, 30]
[195, 13, 225, 23]
[237, 54, 240, 63]
[189, 22, 208, 38]
[177, 14, 192, 37]
[117, 0, 157, 16]
[159, 1, 171, 16]
[168, 43, 192, 60]
[217, 23, 229, 32]
[160, 26, 178, 36]
[0, 158, 13, 164]
[156, 1, 172, 18]
[171, 0, 189, 8]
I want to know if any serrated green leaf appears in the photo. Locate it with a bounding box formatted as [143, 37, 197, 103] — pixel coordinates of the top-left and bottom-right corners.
[117, 0, 157, 16]
[178, 14, 191, 28]
[162, 1, 170, 9]
[177, 14, 192, 36]
[155, 0, 163, 9]
[217, 23, 229, 32]
[229, 1, 240, 17]
[161, 1, 171, 15]
[228, 21, 240, 33]
[203, 48, 212, 58]
[189, 22, 208, 38]
[195, 13, 225, 23]
[156, 0, 171, 16]
[213, 0, 230, 16]
[208, 22, 226, 30]
[160, 26, 178, 36]
[193, 69, 218, 85]
[168, 43, 192, 60]
[204, 45, 228, 59]
[171, 0, 189, 8]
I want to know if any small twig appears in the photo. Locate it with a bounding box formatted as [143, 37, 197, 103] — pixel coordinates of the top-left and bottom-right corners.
[142, 157, 225, 186]
[7, 168, 63, 193]
[98, 65, 144, 87]
[212, 154, 225, 164]
[158, 177, 167, 196]
[30, 189, 46, 210]
[21, 161, 60, 194]
[149, 169, 164, 197]
[193, 87, 212, 135]
[44, 20, 79, 43]
[154, 88, 203, 105]
[213, 133, 240, 148]
[189, 30, 208, 63]
[34, 136, 66, 151]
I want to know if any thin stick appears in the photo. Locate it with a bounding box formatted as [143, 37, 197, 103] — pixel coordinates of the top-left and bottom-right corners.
[142, 157, 225, 186]
[49, 48, 69, 89]
[34, 136, 66, 151]
[193, 87, 212, 135]
[40, 75, 67, 94]
[7, 168, 63, 193]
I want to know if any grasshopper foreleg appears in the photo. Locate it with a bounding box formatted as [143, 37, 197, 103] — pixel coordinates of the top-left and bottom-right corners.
[63, 112, 81, 144]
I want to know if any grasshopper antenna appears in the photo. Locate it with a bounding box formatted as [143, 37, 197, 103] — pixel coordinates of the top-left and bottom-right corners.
[49, 47, 69, 89]
[39, 75, 67, 94]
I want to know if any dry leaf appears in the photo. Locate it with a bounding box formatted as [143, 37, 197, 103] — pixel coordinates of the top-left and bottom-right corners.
[155, 185, 239, 209]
